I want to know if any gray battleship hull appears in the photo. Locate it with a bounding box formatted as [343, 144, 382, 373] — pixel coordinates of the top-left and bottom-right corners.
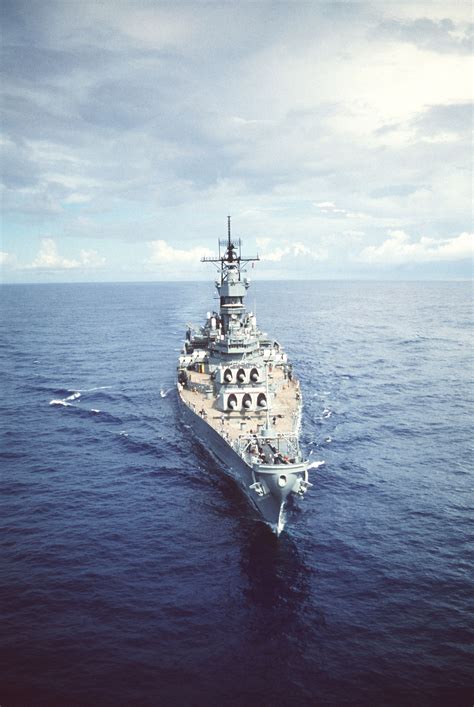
[178, 390, 289, 531]
[176, 218, 312, 535]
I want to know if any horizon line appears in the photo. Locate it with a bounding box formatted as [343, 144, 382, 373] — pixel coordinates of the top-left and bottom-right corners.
[1, 277, 472, 286]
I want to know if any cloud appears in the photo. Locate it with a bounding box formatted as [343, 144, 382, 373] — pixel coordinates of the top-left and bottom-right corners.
[0, 251, 16, 267]
[63, 193, 92, 204]
[373, 17, 473, 55]
[258, 240, 327, 263]
[25, 238, 105, 270]
[147, 236, 327, 270]
[147, 240, 214, 266]
[414, 102, 472, 139]
[358, 230, 473, 264]
[314, 202, 367, 219]
[1, 1, 472, 281]
[343, 230, 365, 242]
[375, 102, 472, 148]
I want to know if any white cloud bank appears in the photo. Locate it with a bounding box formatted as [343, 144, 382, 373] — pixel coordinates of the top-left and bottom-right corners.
[147, 240, 214, 266]
[358, 230, 473, 264]
[25, 238, 105, 270]
[1, 1, 472, 282]
[256, 238, 328, 263]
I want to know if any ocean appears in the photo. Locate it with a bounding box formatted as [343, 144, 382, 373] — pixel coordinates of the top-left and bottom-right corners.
[1, 280, 472, 706]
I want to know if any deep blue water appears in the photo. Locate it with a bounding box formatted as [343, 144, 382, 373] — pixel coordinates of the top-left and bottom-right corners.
[1, 281, 473, 706]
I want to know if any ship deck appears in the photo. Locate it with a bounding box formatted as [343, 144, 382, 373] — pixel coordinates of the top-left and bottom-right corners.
[178, 365, 301, 443]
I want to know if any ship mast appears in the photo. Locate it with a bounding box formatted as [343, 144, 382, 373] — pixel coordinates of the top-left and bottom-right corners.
[202, 217, 258, 270]
[201, 217, 259, 334]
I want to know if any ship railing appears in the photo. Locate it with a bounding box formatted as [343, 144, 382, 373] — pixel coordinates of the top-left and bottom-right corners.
[255, 461, 308, 474]
[233, 431, 301, 461]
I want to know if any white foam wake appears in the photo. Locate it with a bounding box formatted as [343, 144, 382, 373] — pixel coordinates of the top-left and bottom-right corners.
[50, 390, 81, 407]
[49, 386, 113, 409]
[160, 388, 173, 398]
[49, 399, 72, 407]
[66, 392, 81, 401]
[276, 506, 287, 536]
[308, 460, 325, 470]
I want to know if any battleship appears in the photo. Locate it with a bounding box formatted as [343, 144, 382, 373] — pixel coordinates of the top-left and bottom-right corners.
[177, 218, 311, 534]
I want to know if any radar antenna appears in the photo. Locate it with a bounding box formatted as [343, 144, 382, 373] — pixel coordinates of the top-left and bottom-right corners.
[201, 217, 259, 270]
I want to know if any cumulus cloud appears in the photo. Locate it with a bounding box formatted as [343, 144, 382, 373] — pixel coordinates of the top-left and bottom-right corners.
[147, 240, 214, 266]
[358, 230, 473, 264]
[1, 1, 472, 281]
[25, 238, 105, 270]
[258, 240, 327, 262]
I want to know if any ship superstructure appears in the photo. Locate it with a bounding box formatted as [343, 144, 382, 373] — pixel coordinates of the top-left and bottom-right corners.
[177, 218, 311, 533]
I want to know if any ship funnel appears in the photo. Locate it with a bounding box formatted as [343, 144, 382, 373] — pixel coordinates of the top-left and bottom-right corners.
[227, 394, 238, 410]
[224, 368, 233, 383]
[250, 367, 259, 382]
[237, 368, 246, 383]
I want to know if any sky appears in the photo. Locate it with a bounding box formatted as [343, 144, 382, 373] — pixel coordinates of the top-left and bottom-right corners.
[1, 0, 473, 282]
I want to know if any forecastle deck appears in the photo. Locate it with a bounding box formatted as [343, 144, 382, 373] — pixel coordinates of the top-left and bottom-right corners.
[178, 364, 302, 444]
